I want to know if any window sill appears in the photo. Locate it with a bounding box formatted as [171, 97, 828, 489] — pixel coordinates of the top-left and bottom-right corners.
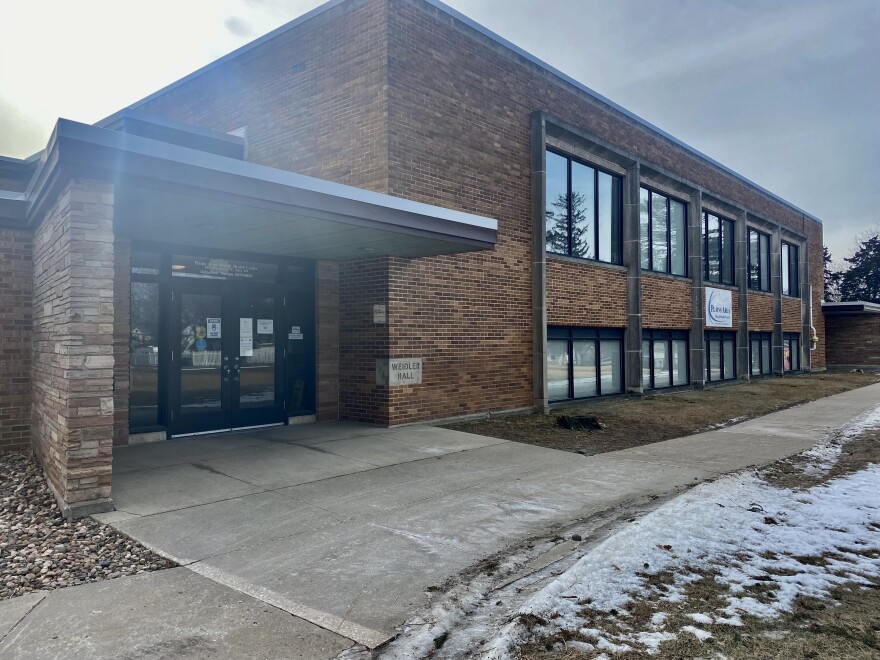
[641, 270, 691, 283]
[703, 281, 738, 291]
[747, 289, 773, 296]
[782, 294, 803, 301]
[547, 253, 627, 272]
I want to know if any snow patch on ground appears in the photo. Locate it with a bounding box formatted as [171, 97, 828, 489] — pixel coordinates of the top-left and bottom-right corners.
[800, 404, 880, 475]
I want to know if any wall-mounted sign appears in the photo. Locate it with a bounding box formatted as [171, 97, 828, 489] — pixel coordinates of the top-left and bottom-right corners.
[207, 318, 221, 338]
[257, 319, 274, 334]
[170, 255, 278, 283]
[240, 318, 253, 339]
[376, 358, 423, 386]
[373, 304, 387, 325]
[240, 337, 253, 357]
[705, 287, 733, 328]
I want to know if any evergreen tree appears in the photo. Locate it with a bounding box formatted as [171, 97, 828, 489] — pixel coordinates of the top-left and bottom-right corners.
[545, 193, 569, 254]
[545, 191, 593, 257]
[839, 233, 880, 303]
[823, 245, 841, 302]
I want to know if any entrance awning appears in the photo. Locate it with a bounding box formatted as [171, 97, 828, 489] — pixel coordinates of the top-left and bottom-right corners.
[25, 118, 497, 260]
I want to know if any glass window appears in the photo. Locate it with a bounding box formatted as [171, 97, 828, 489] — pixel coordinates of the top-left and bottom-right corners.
[641, 187, 687, 276]
[547, 328, 624, 400]
[132, 250, 161, 276]
[782, 242, 799, 296]
[643, 330, 689, 389]
[130, 281, 160, 428]
[703, 213, 735, 285]
[706, 331, 736, 382]
[545, 150, 622, 264]
[749, 332, 773, 375]
[784, 333, 801, 372]
[748, 229, 771, 292]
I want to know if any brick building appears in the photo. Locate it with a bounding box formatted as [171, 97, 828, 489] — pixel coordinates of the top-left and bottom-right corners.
[0, 0, 823, 517]
[823, 302, 880, 370]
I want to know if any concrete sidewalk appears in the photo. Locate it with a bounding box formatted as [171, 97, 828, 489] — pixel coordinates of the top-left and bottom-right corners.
[1, 382, 878, 659]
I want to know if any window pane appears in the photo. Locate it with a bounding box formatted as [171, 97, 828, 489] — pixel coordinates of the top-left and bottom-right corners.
[723, 339, 735, 380]
[759, 234, 770, 291]
[640, 188, 650, 269]
[130, 282, 160, 428]
[653, 340, 671, 388]
[600, 340, 622, 394]
[545, 152, 569, 254]
[761, 338, 771, 374]
[791, 337, 800, 370]
[642, 339, 651, 387]
[782, 244, 790, 295]
[672, 339, 689, 386]
[652, 193, 669, 273]
[597, 171, 611, 262]
[789, 245, 799, 295]
[670, 200, 686, 276]
[783, 338, 792, 371]
[706, 214, 720, 282]
[609, 176, 623, 264]
[709, 339, 722, 381]
[573, 340, 598, 398]
[571, 162, 595, 259]
[547, 340, 570, 400]
[132, 250, 161, 276]
[749, 230, 760, 289]
[751, 338, 760, 375]
[721, 220, 734, 284]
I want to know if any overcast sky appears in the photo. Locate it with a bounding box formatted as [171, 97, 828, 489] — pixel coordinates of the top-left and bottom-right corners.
[1, 0, 877, 263]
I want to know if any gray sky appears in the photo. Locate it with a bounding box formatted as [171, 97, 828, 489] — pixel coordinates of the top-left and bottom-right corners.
[1, 0, 877, 263]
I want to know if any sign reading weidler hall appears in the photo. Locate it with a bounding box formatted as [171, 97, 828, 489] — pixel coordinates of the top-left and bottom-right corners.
[705, 287, 733, 328]
[376, 358, 423, 386]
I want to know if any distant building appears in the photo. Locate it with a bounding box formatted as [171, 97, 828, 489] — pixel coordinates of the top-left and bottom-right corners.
[823, 302, 880, 370]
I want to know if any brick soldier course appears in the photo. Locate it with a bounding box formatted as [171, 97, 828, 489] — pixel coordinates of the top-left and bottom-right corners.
[0, 0, 824, 516]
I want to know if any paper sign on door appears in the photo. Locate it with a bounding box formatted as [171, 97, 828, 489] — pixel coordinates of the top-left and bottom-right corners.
[239, 318, 253, 339]
[207, 318, 221, 338]
[239, 337, 253, 357]
[257, 319, 273, 334]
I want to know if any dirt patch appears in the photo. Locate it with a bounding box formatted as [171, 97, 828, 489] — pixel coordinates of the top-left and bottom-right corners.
[0, 452, 175, 600]
[446, 372, 878, 455]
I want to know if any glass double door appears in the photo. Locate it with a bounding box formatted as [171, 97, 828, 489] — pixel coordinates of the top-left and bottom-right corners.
[170, 282, 284, 435]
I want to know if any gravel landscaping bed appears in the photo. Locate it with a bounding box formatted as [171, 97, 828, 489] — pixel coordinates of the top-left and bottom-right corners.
[0, 451, 174, 600]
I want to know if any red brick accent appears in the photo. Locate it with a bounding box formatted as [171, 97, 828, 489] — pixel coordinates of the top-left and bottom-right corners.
[782, 298, 803, 333]
[748, 293, 775, 332]
[641, 276, 692, 329]
[547, 259, 627, 327]
[825, 315, 880, 367]
[31, 179, 115, 509]
[0, 228, 32, 451]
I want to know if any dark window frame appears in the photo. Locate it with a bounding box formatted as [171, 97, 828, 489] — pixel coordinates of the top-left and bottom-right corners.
[749, 331, 773, 375]
[783, 332, 802, 372]
[705, 330, 737, 382]
[702, 212, 735, 285]
[547, 327, 624, 402]
[748, 228, 771, 292]
[641, 329, 690, 390]
[640, 186, 689, 277]
[781, 241, 800, 297]
[545, 149, 623, 265]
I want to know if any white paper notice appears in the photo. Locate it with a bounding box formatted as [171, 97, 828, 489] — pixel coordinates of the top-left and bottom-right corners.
[239, 337, 253, 357]
[257, 319, 274, 334]
[239, 318, 253, 339]
[207, 318, 221, 338]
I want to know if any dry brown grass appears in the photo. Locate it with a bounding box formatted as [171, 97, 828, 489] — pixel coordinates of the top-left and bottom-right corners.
[446, 372, 878, 456]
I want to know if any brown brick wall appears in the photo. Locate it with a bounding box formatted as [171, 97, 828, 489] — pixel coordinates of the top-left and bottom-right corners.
[805, 226, 826, 369]
[782, 297, 803, 333]
[0, 228, 32, 451]
[316, 261, 340, 421]
[547, 259, 627, 328]
[31, 179, 115, 509]
[825, 315, 880, 367]
[138, 0, 389, 194]
[641, 276, 692, 329]
[748, 293, 775, 332]
[339, 258, 389, 423]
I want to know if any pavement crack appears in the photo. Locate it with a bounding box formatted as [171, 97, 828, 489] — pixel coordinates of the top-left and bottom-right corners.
[0, 594, 46, 648]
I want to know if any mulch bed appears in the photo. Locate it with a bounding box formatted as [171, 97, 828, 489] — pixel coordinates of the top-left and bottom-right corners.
[0, 452, 174, 600]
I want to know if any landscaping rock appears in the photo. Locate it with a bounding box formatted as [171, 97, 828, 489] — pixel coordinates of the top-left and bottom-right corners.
[0, 452, 174, 600]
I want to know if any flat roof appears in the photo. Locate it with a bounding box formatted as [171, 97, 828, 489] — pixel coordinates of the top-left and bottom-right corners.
[822, 301, 880, 315]
[96, 0, 821, 226]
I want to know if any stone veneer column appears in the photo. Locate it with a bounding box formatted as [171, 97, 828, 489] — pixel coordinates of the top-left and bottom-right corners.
[623, 162, 643, 394]
[770, 225, 784, 375]
[31, 179, 115, 519]
[688, 190, 706, 388]
[735, 210, 750, 379]
[530, 113, 549, 412]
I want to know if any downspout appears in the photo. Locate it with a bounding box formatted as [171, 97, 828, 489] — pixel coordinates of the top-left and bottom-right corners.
[809, 285, 818, 352]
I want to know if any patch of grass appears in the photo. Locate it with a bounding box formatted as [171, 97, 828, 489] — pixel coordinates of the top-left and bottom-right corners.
[445, 372, 878, 456]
